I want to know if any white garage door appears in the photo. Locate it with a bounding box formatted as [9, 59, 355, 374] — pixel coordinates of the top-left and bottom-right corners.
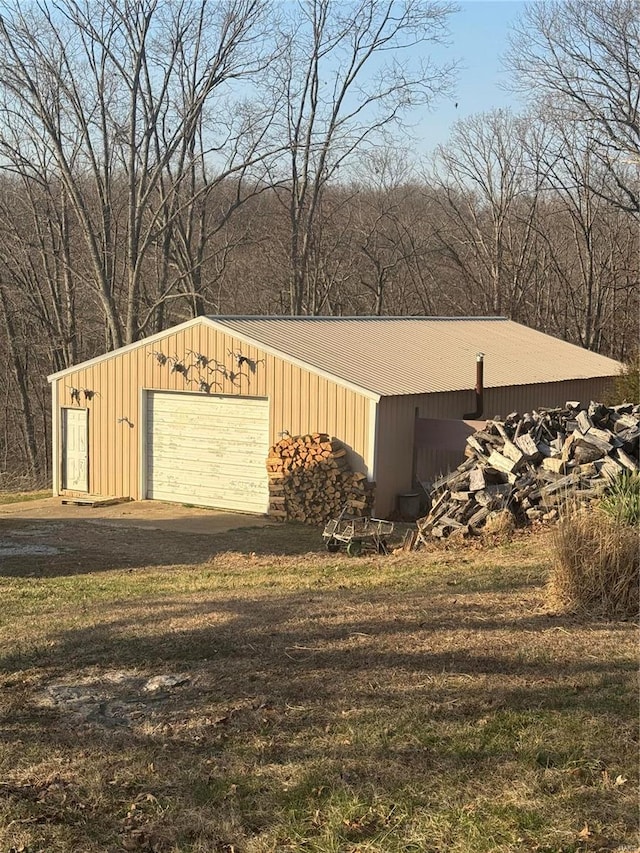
[146, 392, 269, 513]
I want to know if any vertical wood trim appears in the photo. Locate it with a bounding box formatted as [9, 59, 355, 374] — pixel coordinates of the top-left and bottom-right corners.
[367, 398, 377, 482]
[97, 364, 106, 494]
[51, 381, 59, 495]
[84, 407, 90, 493]
[139, 388, 147, 501]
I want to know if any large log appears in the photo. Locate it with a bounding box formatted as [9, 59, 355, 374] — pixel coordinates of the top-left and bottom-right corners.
[578, 432, 614, 454]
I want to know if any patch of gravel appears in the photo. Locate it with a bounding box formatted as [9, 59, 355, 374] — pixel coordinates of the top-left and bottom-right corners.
[8, 523, 64, 536]
[0, 523, 65, 556]
[0, 542, 60, 556]
[35, 671, 192, 728]
[143, 674, 190, 692]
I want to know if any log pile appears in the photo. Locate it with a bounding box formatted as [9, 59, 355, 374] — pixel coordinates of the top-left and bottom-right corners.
[266, 432, 374, 524]
[413, 401, 640, 545]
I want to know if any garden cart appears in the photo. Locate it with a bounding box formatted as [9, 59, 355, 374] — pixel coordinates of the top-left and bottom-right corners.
[322, 507, 394, 556]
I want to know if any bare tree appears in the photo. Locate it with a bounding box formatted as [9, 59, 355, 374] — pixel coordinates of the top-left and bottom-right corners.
[0, 275, 42, 479]
[0, 170, 84, 371]
[266, 0, 457, 315]
[348, 150, 427, 315]
[507, 0, 640, 214]
[528, 121, 627, 350]
[0, 0, 274, 347]
[426, 110, 546, 318]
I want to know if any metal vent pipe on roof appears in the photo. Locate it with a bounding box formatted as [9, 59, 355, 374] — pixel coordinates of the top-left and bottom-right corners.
[463, 352, 484, 420]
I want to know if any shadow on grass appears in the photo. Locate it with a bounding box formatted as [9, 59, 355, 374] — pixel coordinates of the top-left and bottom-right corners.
[2, 588, 636, 711]
[1, 577, 637, 852]
[0, 518, 322, 577]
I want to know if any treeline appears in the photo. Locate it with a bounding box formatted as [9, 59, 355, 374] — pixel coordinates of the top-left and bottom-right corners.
[0, 0, 637, 485]
[1, 156, 636, 484]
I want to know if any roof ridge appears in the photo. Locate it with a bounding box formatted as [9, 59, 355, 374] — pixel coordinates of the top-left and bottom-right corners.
[211, 315, 508, 321]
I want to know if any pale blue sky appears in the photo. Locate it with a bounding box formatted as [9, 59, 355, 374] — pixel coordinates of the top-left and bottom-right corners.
[415, 0, 527, 155]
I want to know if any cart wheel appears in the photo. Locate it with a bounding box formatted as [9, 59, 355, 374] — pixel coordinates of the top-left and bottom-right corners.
[347, 539, 363, 557]
[326, 538, 341, 553]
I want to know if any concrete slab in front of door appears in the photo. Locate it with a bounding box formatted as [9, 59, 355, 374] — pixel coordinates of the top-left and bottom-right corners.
[0, 497, 272, 536]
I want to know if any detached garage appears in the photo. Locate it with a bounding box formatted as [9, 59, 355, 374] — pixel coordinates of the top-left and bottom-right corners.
[48, 316, 622, 517]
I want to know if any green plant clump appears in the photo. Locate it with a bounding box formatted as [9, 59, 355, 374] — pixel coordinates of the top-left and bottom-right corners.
[600, 471, 640, 527]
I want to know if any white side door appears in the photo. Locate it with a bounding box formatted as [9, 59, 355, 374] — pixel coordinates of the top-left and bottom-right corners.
[62, 408, 89, 492]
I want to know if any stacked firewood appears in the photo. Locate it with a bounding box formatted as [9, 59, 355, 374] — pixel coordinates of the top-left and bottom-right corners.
[266, 432, 374, 524]
[412, 401, 640, 545]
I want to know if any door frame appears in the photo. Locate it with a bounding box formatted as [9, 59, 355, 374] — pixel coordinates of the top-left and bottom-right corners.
[61, 406, 89, 492]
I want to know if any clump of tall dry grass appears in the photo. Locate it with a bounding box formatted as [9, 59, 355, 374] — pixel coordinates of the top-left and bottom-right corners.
[550, 502, 639, 619]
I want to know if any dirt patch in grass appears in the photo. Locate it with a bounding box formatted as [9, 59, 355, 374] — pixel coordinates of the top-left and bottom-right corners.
[0, 527, 637, 852]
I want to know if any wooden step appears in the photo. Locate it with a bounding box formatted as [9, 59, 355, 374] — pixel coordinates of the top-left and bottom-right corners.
[60, 495, 130, 507]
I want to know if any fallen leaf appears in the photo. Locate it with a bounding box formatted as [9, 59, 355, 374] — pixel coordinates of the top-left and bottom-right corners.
[577, 823, 592, 840]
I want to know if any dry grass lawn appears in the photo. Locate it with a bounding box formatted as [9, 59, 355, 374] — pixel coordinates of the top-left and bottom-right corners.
[0, 522, 637, 852]
[0, 490, 50, 505]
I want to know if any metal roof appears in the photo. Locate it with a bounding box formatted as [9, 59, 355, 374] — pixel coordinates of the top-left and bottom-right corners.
[211, 316, 622, 397]
[47, 315, 623, 397]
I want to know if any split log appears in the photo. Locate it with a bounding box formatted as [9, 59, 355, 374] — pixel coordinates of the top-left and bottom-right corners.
[614, 414, 639, 433]
[468, 466, 486, 492]
[578, 432, 614, 455]
[542, 457, 566, 474]
[487, 450, 520, 474]
[576, 410, 593, 434]
[502, 440, 524, 466]
[616, 448, 639, 471]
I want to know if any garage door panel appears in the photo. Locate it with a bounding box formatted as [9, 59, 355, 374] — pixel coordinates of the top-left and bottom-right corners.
[148, 483, 267, 513]
[150, 397, 268, 418]
[150, 447, 267, 466]
[150, 458, 268, 481]
[150, 419, 268, 436]
[146, 392, 269, 512]
[149, 433, 267, 455]
[147, 439, 266, 465]
[148, 481, 267, 508]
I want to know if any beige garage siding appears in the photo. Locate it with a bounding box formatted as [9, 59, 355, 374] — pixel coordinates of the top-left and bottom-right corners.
[374, 375, 617, 517]
[53, 321, 372, 501]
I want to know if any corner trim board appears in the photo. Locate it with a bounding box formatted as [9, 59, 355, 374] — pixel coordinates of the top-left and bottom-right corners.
[367, 398, 378, 482]
[139, 388, 148, 500]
